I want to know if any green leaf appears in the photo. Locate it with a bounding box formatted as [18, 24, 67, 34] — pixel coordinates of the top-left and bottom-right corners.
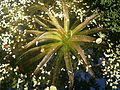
[24, 36, 40, 49]
[32, 43, 62, 76]
[52, 51, 63, 85]
[71, 42, 95, 77]
[72, 35, 96, 42]
[45, 28, 58, 31]
[23, 52, 46, 67]
[36, 15, 53, 25]
[72, 13, 98, 35]
[24, 32, 57, 49]
[34, 2, 65, 35]
[70, 19, 80, 30]
[34, 2, 48, 12]
[26, 30, 44, 35]
[63, 46, 74, 89]
[41, 31, 62, 41]
[79, 27, 105, 35]
[34, 18, 48, 28]
[62, 0, 70, 33]
[18, 46, 41, 59]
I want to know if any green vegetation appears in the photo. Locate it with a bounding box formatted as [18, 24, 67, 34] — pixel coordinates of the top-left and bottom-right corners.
[0, 0, 120, 89]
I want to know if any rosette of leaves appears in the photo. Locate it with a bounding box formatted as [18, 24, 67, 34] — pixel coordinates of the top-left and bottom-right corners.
[15, 0, 106, 89]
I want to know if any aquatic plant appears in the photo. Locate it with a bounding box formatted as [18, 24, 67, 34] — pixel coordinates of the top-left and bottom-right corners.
[15, 0, 106, 89]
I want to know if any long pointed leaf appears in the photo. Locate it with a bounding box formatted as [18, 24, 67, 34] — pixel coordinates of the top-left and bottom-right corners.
[36, 15, 58, 28]
[42, 35, 61, 41]
[36, 16, 65, 34]
[62, 0, 70, 33]
[21, 42, 60, 63]
[38, 17, 57, 29]
[37, 15, 63, 32]
[40, 31, 62, 41]
[18, 46, 41, 59]
[48, 11, 65, 35]
[34, 2, 48, 12]
[72, 35, 96, 42]
[63, 47, 74, 89]
[52, 52, 63, 85]
[72, 13, 98, 34]
[23, 52, 46, 67]
[32, 43, 62, 76]
[71, 43, 88, 64]
[70, 19, 80, 30]
[26, 30, 44, 35]
[34, 18, 48, 28]
[34, 3, 65, 34]
[24, 32, 53, 49]
[24, 36, 40, 49]
[79, 27, 105, 35]
[45, 28, 58, 31]
[71, 42, 95, 77]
